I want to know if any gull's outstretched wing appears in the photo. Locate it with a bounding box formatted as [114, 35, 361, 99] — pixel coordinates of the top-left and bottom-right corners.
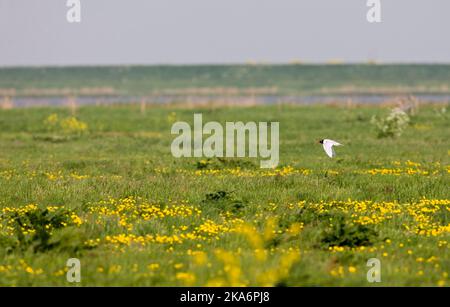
[322, 139, 342, 158]
[322, 142, 335, 158]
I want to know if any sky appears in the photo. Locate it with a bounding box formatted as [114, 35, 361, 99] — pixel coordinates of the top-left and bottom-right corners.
[0, 0, 449, 67]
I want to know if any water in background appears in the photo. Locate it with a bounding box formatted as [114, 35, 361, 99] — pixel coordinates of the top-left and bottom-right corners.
[4, 94, 450, 108]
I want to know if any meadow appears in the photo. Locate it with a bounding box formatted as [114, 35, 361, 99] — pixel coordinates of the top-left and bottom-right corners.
[0, 102, 448, 286]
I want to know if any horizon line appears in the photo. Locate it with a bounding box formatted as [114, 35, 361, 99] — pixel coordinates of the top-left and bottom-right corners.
[1, 61, 450, 69]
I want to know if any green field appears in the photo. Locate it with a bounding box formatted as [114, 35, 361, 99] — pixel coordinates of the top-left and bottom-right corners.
[1, 64, 450, 96]
[0, 103, 448, 286]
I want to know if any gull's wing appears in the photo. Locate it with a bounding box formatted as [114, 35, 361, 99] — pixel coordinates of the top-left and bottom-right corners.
[324, 139, 342, 146]
[322, 139, 342, 158]
[322, 142, 335, 158]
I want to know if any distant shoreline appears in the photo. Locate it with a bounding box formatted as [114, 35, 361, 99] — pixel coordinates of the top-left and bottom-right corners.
[1, 63, 450, 69]
[2, 64, 450, 101]
[2, 94, 448, 109]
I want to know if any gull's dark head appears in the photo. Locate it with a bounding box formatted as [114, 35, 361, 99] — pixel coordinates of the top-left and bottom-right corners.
[318, 139, 324, 144]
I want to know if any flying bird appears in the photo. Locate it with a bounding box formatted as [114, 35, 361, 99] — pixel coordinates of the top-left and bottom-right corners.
[318, 139, 342, 158]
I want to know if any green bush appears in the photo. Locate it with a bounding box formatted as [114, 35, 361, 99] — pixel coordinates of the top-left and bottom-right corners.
[371, 108, 410, 138]
[319, 214, 378, 248]
[5, 208, 73, 253]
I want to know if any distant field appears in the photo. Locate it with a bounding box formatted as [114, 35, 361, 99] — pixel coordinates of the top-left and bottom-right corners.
[0, 104, 448, 286]
[1, 64, 450, 97]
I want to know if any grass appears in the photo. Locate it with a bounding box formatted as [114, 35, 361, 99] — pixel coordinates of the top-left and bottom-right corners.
[1, 64, 450, 96]
[0, 103, 448, 286]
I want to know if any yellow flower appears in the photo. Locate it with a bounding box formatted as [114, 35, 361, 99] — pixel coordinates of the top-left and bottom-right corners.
[71, 214, 83, 226]
[174, 263, 184, 269]
[191, 251, 208, 266]
[287, 222, 304, 235]
[205, 278, 226, 287]
[176, 272, 196, 285]
[147, 263, 159, 271]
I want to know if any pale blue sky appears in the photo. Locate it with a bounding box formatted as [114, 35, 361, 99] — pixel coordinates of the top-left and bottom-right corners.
[0, 0, 449, 66]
